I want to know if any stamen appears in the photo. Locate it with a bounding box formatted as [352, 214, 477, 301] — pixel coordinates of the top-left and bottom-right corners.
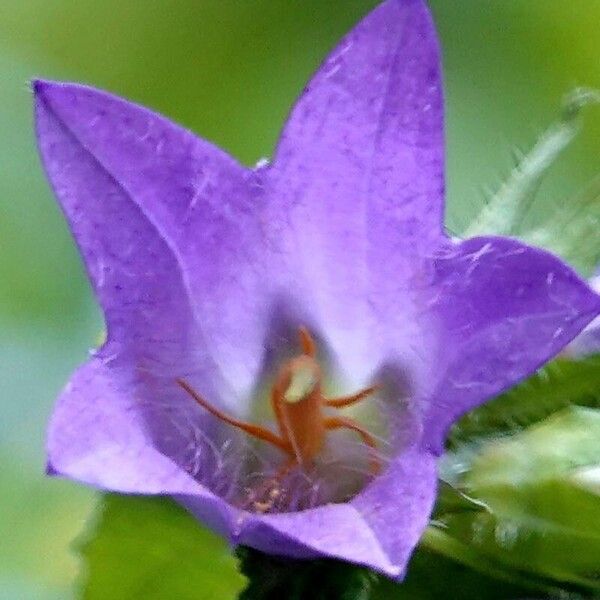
[177, 327, 383, 513]
[176, 378, 291, 455]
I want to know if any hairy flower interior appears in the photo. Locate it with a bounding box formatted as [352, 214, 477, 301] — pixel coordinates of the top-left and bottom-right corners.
[175, 327, 393, 514]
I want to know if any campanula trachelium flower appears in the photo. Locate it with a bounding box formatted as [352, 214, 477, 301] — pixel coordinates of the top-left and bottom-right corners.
[35, 0, 600, 578]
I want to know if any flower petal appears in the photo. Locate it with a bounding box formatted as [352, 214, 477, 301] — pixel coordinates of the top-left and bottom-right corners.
[423, 236, 600, 451]
[47, 360, 196, 493]
[231, 447, 436, 579]
[351, 447, 437, 578]
[264, 0, 444, 380]
[47, 359, 236, 536]
[272, 0, 443, 251]
[34, 79, 271, 406]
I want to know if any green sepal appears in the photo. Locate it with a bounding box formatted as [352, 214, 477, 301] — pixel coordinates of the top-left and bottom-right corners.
[432, 353, 600, 596]
[436, 361, 600, 597]
[448, 355, 600, 448]
[464, 88, 600, 244]
[374, 542, 544, 600]
[523, 176, 600, 276]
[462, 407, 600, 589]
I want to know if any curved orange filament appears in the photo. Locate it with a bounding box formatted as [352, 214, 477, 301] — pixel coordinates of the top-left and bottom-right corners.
[176, 327, 380, 477]
[325, 385, 381, 408]
[176, 379, 291, 455]
[324, 415, 381, 475]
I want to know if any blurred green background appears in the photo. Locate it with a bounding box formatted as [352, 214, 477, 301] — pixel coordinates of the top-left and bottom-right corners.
[1, 1, 599, 598]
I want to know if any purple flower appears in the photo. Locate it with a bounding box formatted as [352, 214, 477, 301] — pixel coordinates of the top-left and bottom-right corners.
[35, 0, 600, 579]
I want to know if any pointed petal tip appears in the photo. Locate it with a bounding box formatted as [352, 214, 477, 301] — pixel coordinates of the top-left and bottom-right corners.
[376, 0, 435, 21]
[32, 79, 66, 115]
[32, 80, 51, 110]
[31, 78, 47, 95]
[45, 458, 59, 477]
[31, 78, 60, 99]
[32, 79, 96, 108]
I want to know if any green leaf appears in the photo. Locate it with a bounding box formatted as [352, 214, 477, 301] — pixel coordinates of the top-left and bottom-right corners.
[78, 494, 245, 600]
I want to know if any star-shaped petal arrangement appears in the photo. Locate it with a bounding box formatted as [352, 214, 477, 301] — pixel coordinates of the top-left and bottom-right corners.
[35, 0, 600, 579]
